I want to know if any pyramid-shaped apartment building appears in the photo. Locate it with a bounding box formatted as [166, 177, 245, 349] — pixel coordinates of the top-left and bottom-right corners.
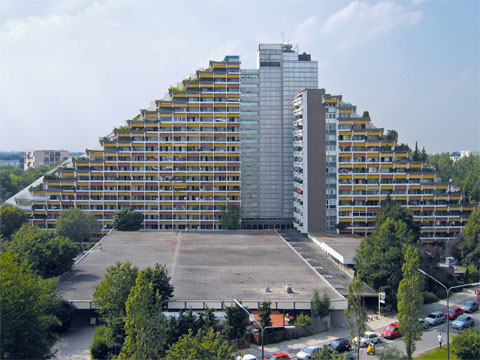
[8, 44, 475, 240]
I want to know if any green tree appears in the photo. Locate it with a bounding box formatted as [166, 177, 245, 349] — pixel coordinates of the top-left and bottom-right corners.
[386, 129, 398, 142]
[118, 271, 167, 360]
[113, 207, 143, 231]
[165, 328, 235, 360]
[219, 203, 241, 230]
[355, 197, 420, 308]
[378, 346, 406, 360]
[5, 223, 79, 278]
[56, 208, 99, 242]
[0, 203, 28, 239]
[223, 303, 248, 342]
[458, 207, 480, 266]
[312, 288, 330, 319]
[344, 275, 367, 360]
[451, 328, 480, 360]
[259, 300, 272, 328]
[90, 325, 113, 360]
[397, 247, 424, 360]
[0, 252, 59, 359]
[142, 262, 174, 307]
[92, 261, 138, 344]
[294, 313, 312, 327]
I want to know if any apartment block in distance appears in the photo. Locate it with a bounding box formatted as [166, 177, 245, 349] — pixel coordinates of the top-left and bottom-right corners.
[24, 150, 69, 170]
[293, 89, 475, 242]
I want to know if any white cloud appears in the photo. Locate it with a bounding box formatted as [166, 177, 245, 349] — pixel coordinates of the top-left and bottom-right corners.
[291, 16, 318, 47]
[322, 1, 423, 49]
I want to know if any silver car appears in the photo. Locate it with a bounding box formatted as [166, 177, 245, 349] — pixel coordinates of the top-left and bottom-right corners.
[425, 311, 445, 326]
[296, 345, 321, 360]
[452, 315, 474, 330]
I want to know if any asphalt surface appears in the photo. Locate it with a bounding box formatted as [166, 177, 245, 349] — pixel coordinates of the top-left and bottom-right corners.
[249, 288, 479, 359]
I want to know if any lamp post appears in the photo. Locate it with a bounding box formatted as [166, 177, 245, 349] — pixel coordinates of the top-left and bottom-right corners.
[418, 269, 479, 360]
[233, 299, 294, 360]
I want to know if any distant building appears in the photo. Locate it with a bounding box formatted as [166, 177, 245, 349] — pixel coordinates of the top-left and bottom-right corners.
[24, 150, 69, 170]
[0, 159, 21, 167]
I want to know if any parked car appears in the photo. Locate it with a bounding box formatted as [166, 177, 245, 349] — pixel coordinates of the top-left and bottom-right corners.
[263, 353, 290, 360]
[452, 315, 475, 330]
[296, 345, 321, 360]
[461, 300, 479, 313]
[445, 306, 464, 320]
[382, 322, 401, 339]
[425, 311, 446, 326]
[327, 338, 351, 353]
[352, 331, 380, 347]
[418, 318, 429, 329]
[241, 355, 257, 360]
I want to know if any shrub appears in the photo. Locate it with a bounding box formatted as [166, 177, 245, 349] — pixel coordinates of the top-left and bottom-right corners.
[49, 299, 76, 334]
[90, 326, 113, 359]
[452, 328, 480, 360]
[423, 291, 439, 304]
[113, 207, 143, 231]
[294, 313, 312, 327]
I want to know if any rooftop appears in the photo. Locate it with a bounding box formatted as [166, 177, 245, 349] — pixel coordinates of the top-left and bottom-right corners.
[58, 230, 346, 310]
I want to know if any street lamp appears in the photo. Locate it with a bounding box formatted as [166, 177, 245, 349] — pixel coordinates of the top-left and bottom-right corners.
[233, 299, 294, 360]
[418, 268, 480, 360]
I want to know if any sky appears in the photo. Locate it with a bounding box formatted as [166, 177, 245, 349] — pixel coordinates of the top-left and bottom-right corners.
[0, 0, 478, 153]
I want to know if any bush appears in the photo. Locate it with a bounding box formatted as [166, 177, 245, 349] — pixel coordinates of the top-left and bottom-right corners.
[113, 207, 143, 231]
[452, 328, 480, 360]
[90, 326, 113, 359]
[49, 300, 76, 334]
[294, 313, 312, 327]
[423, 291, 439, 304]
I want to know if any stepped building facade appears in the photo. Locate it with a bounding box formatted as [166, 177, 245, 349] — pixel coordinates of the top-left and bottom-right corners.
[8, 44, 474, 240]
[292, 89, 474, 242]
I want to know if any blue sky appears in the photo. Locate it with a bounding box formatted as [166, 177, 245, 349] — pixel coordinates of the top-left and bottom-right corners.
[0, 0, 478, 153]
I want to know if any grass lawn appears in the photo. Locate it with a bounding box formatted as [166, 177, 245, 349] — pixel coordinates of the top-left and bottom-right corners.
[415, 347, 459, 360]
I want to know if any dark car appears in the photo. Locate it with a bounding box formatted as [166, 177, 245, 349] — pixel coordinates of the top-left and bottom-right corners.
[461, 300, 479, 313]
[327, 338, 351, 353]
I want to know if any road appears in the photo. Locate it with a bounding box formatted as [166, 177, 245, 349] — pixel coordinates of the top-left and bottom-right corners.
[250, 288, 479, 359]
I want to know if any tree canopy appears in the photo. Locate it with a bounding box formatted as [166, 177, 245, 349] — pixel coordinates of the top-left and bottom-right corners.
[344, 275, 367, 360]
[458, 206, 480, 267]
[427, 153, 480, 203]
[223, 303, 248, 341]
[219, 203, 241, 230]
[92, 261, 139, 344]
[56, 208, 99, 242]
[113, 207, 143, 231]
[4, 223, 79, 278]
[397, 247, 423, 360]
[118, 272, 167, 360]
[165, 328, 235, 360]
[0, 165, 51, 203]
[142, 263, 174, 306]
[0, 252, 59, 359]
[354, 197, 419, 308]
[0, 203, 28, 239]
[258, 300, 272, 328]
[451, 328, 480, 360]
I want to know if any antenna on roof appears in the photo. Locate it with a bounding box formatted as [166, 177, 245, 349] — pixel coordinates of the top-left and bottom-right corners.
[281, 31, 285, 43]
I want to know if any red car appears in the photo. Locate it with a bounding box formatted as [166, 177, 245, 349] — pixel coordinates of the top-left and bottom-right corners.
[382, 322, 401, 339]
[445, 306, 464, 320]
[264, 353, 290, 360]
